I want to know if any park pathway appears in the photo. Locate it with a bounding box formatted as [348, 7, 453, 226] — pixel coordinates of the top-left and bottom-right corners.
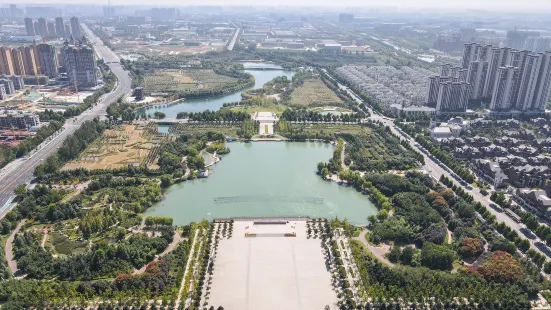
[133, 231, 185, 275]
[352, 229, 394, 267]
[340, 141, 347, 170]
[176, 229, 201, 309]
[5, 219, 26, 274]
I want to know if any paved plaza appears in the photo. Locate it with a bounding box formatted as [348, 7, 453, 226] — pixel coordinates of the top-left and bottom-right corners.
[208, 220, 337, 310]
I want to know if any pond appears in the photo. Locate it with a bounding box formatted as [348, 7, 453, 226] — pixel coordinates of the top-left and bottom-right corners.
[144, 142, 377, 225]
[139, 63, 294, 118]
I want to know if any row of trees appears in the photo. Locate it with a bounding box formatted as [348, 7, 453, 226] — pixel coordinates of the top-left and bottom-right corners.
[34, 120, 107, 180]
[0, 120, 63, 169]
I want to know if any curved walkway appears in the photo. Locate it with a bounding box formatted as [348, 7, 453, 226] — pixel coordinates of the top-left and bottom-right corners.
[5, 219, 26, 274]
[133, 231, 185, 275]
[352, 229, 394, 267]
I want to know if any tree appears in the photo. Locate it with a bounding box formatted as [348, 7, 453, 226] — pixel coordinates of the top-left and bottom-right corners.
[154, 111, 166, 119]
[420, 242, 454, 270]
[476, 251, 524, 283]
[160, 175, 172, 188]
[387, 246, 402, 263]
[457, 238, 485, 259]
[14, 185, 27, 197]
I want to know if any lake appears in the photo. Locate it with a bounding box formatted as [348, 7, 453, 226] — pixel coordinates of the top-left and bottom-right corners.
[144, 142, 377, 225]
[139, 63, 294, 118]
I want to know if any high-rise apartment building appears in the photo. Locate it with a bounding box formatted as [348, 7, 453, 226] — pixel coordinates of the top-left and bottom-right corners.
[61, 38, 98, 88]
[10, 48, 25, 76]
[21, 45, 38, 76]
[24, 17, 35, 36]
[427, 43, 551, 114]
[461, 43, 481, 69]
[37, 42, 58, 78]
[70, 17, 80, 38]
[37, 18, 47, 37]
[47, 22, 56, 37]
[64, 24, 71, 37]
[426, 76, 451, 106]
[436, 81, 471, 113]
[0, 47, 15, 76]
[55, 17, 65, 38]
[467, 60, 489, 100]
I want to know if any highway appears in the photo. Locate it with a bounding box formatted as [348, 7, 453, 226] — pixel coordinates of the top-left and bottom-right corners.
[227, 22, 240, 51]
[0, 23, 132, 219]
[322, 70, 549, 261]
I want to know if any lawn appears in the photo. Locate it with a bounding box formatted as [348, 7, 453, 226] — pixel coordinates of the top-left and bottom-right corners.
[290, 78, 343, 106]
[169, 123, 241, 138]
[144, 69, 238, 93]
[229, 103, 287, 115]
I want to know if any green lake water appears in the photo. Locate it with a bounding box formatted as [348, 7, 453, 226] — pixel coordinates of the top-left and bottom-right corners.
[139, 63, 295, 118]
[145, 142, 377, 225]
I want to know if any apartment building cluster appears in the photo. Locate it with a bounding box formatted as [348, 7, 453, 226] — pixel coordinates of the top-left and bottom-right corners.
[426, 43, 551, 114]
[24, 16, 80, 39]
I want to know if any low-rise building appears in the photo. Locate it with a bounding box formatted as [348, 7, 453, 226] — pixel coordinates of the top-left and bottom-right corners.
[474, 159, 509, 188]
[252, 112, 278, 135]
[0, 113, 40, 129]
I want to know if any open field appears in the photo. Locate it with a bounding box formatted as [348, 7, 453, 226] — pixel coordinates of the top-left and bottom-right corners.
[208, 220, 337, 310]
[169, 123, 241, 137]
[144, 69, 238, 93]
[290, 78, 343, 106]
[291, 123, 368, 135]
[63, 124, 165, 170]
[229, 103, 287, 115]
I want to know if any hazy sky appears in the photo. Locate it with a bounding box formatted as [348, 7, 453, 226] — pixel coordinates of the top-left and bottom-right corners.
[7, 0, 551, 12]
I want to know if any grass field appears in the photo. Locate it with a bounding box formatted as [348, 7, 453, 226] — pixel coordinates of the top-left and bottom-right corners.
[229, 103, 287, 115]
[290, 123, 368, 135]
[169, 123, 241, 138]
[144, 69, 238, 93]
[63, 124, 165, 171]
[290, 78, 343, 106]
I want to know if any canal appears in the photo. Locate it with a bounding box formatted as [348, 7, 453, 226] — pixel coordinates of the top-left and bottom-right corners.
[139, 62, 294, 118]
[144, 142, 377, 225]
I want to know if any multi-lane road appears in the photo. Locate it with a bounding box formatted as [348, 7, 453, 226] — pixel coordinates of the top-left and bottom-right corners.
[0, 23, 132, 218]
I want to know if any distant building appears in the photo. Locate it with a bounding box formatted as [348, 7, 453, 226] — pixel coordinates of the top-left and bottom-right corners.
[37, 18, 47, 37]
[0, 79, 15, 95]
[70, 17, 80, 38]
[20, 45, 38, 75]
[55, 17, 65, 38]
[64, 24, 71, 37]
[338, 13, 354, 23]
[10, 48, 25, 76]
[24, 17, 35, 36]
[60, 38, 98, 88]
[0, 47, 15, 76]
[0, 85, 6, 100]
[47, 21, 56, 37]
[0, 113, 40, 129]
[37, 42, 59, 78]
[5, 75, 24, 90]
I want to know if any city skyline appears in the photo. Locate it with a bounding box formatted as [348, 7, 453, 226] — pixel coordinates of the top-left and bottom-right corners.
[2, 0, 551, 12]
